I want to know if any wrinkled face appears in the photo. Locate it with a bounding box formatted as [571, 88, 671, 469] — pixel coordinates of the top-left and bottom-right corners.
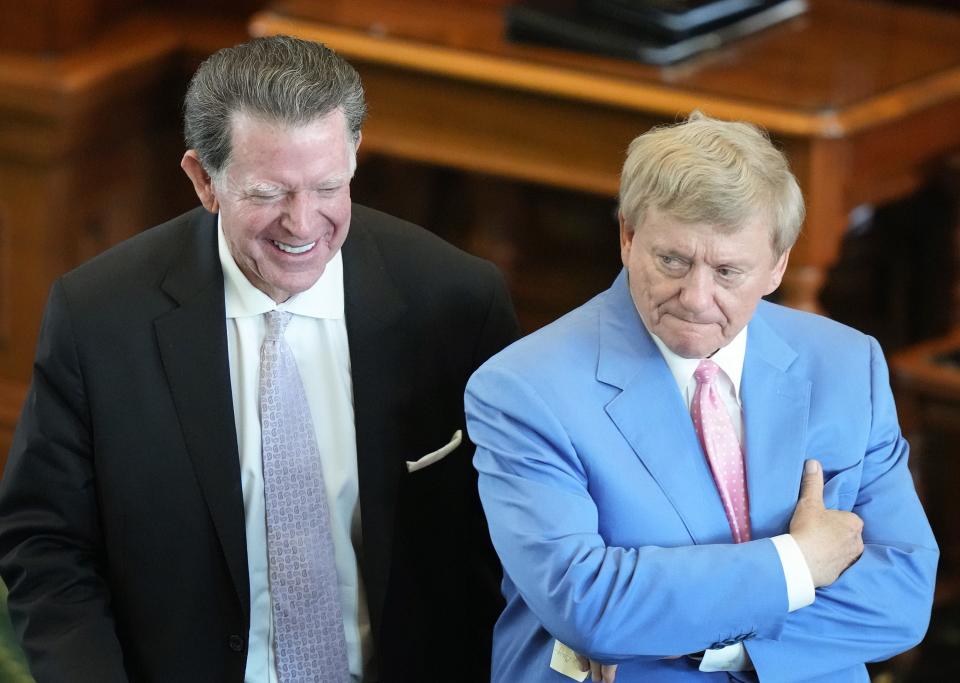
[620, 206, 789, 359]
[184, 110, 357, 303]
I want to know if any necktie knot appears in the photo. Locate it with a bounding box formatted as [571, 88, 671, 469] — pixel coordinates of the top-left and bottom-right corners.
[264, 310, 292, 341]
[694, 358, 721, 385]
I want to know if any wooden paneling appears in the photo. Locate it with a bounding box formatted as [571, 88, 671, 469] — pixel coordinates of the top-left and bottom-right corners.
[0, 378, 26, 473]
[892, 331, 960, 604]
[0, 0, 139, 53]
[0, 14, 183, 382]
[0, 206, 8, 350]
[0, 6, 257, 384]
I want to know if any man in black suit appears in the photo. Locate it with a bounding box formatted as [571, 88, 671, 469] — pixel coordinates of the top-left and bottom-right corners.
[0, 35, 518, 683]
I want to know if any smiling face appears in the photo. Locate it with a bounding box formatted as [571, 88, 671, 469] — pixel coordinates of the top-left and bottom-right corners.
[620, 206, 789, 359]
[181, 109, 357, 303]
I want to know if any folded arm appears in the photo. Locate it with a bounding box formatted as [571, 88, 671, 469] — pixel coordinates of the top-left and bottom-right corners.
[467, 335, 936, 673]
[744, 338, 938, 682]
[467, 365, 790, 663]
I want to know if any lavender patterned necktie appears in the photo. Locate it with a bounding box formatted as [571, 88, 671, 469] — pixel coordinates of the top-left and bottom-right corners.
[260, 310, 350, 682]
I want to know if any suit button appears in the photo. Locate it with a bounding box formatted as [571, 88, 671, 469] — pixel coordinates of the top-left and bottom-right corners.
[228, 634, 244, 652]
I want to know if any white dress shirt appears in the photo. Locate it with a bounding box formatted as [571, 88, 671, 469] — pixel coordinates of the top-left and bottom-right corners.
[217, 220, 372, 683]
[645, 323, 815, 671]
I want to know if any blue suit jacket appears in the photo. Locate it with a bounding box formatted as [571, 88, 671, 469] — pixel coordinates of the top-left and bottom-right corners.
[466, 270, 938, 683]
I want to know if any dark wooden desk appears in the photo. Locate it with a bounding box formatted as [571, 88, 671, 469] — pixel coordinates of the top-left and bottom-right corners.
[251, 0, 960, 313]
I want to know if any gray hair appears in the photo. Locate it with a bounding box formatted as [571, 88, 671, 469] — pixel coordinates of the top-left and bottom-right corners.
[618, 111, 804, 256]
[183, 35, 367, 175]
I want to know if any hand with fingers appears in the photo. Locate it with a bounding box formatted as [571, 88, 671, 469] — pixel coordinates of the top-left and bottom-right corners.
[574, 654, 618, 683]
[573, 653, 684, 682]
[790, 459, 864, 587]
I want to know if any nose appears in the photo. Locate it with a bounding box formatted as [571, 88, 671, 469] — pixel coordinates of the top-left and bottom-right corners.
[677, 266, 714, 313]
[282, 192, 316, 238]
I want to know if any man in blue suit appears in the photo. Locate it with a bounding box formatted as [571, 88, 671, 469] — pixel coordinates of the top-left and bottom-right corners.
[465, 113, 938, 682]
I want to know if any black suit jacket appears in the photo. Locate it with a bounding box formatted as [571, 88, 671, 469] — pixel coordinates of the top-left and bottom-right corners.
[0, 205, 519, 682]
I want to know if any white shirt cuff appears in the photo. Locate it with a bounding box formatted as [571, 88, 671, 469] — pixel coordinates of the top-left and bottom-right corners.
[771, 534, 816, 611]
[699, 643, 751, 672]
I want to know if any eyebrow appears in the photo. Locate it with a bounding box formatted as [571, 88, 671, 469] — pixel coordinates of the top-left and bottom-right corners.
[315, 173, 353, 189]
[245, 183, 285, 194]
[654, 245, 693, 259]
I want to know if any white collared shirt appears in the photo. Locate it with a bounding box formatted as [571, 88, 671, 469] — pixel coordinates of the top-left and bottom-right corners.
[643, 320, 815, 671]
[217, 219, 372, 682]
[647, 324, 748, 444]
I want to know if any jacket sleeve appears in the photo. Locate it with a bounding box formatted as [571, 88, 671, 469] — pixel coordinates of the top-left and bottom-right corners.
[466, 363, 790, 663]
[742, 337, 939, 682]
[0, 280, 128, 683]
[459, 263, 520, 680]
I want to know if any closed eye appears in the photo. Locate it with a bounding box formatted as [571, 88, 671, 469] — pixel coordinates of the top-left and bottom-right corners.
[244, 189, 284, 203]
[314, 187, 344, 197]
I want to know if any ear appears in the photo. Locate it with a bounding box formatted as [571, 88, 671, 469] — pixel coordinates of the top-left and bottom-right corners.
[619, 213, 635, 267]
[765, 248, 791, 295]
[181, 150, 220, 213]
[349, 131, 363, 175]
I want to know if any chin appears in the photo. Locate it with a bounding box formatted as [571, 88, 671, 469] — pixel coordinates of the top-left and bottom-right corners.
[664, 335, 716, 359]
[674, 346, 709, 360]
[279, 279, 321, 298]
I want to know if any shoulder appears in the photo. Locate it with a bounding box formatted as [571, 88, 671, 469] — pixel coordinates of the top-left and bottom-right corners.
[62, 208, 212, 292]
[347, 203, 507, 308]
[57, 207, 215, 318]
[753, 299, 878, 370]
[756, 300, 872, 345]
[476, 289, 607, 379]
[350, 204, 498, 279]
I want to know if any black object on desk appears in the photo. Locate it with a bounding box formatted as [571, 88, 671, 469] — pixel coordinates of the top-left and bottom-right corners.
[505, 0, 808, 65]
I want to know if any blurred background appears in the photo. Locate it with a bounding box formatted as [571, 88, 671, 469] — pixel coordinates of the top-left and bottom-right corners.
[0, 0, 958, 680]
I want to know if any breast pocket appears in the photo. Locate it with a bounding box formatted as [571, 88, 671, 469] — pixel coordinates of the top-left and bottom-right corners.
[405, 430, 463, 473]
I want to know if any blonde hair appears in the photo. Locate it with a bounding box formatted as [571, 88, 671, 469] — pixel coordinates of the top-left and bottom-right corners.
[618, 111, 804, 255]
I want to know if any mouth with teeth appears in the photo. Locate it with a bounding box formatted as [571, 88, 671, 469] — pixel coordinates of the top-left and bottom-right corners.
[271, 239, 317, 255]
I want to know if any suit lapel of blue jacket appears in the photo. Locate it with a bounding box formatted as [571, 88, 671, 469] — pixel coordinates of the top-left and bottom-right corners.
[598, 271, 733, 544]
[741, 305, 811, 538]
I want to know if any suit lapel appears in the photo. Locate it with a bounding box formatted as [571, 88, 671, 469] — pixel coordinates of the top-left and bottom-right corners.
[599, 271, 732, 544]
[741, 307, 811, 538]
[341, 214, 408, 636]
[154, 210, 249, 616]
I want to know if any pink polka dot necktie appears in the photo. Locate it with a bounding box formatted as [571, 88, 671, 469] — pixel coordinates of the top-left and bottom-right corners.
[691, 359, 751, 544]
[260, 310, 350, 682]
